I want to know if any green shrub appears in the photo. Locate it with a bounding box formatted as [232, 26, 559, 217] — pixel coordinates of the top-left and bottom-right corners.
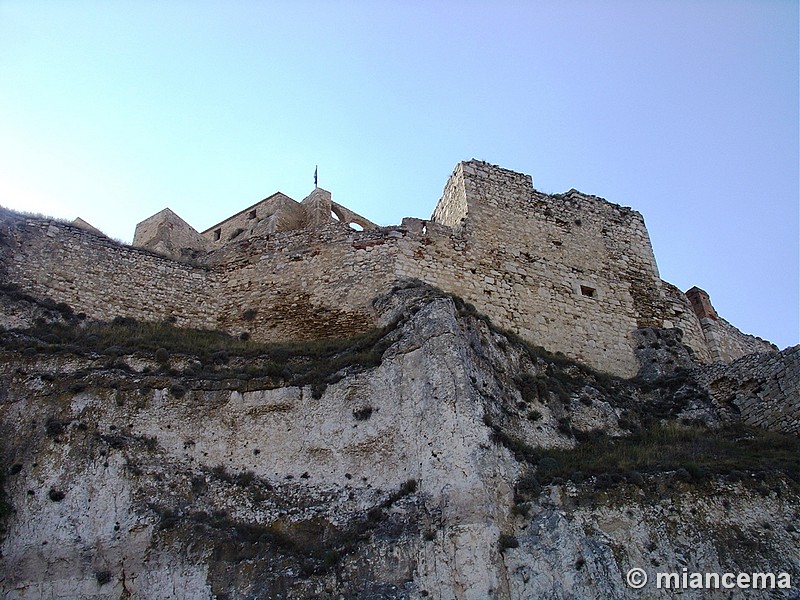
[516, 472, 541, 500]
[112, 316, 137, 327]
[684, 462, 708, 481]
[398, 479, 417, 495]
[511, 503, 530, 517]
[235, 470, 255, 487]
[516, 373, 539, 403]
[141, 436, 158, 451]
[489, 425, 541, 464]
[8, 315, 400, 389]
[45, 418, 66, 437]
[627, 471, 644, 486]
[549, 378, 571, 403]
[211, 464, 231, 482]
[569, 471, 585, 484]
[536, 379, 549, 402]
[382, 479, 418, 508]
[323, 549, 340, 568]
[537, 457, 559, 474]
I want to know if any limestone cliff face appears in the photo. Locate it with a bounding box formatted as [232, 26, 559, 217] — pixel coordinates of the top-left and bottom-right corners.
[0, 286, 797, 599]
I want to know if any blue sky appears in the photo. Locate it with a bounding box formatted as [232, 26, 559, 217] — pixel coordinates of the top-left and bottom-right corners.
[0, 0, 797, 349]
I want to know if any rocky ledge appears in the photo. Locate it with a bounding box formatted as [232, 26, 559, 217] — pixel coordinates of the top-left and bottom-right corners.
[0, 283, 797, 599]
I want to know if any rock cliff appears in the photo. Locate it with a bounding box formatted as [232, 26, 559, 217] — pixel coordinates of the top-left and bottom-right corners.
[0, 283, 797, 599]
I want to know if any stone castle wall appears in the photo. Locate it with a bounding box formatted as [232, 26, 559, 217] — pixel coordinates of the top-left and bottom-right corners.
[208, 222, 401, 342]
[659, 281, 713, 363]
[0, 213, 218, 329]
[416, 161, 708, 375]
[0, 211, 398, 343]
[0, 161, 779, 377]
[698, 345, 800, 435]
[685, 285, 776, 363]
[698, 316, 777, 363]
[132, 208, 210, 259]
[200, 192, 305, 250]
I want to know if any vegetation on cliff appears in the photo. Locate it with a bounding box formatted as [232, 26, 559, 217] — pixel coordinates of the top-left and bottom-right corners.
[0, 284, 797, 598]
[0, 296, 403, 398]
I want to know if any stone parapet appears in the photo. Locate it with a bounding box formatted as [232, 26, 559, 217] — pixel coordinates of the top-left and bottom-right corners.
[0, 210, 217, 329]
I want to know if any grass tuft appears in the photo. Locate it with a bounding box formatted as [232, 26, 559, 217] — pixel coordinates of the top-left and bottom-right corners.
[532, 423, 799, 485]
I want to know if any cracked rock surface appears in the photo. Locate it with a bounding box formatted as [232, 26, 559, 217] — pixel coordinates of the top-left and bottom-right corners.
[0, 286, 798, 599]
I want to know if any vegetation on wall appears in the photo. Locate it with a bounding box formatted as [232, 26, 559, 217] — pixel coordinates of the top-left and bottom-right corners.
[2, 312, 371, 358]
[0, 295, 403, 395]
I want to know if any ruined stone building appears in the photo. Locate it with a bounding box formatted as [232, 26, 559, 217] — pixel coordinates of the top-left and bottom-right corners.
[0, 160, 776, 377]
[1, 160, 797, 600]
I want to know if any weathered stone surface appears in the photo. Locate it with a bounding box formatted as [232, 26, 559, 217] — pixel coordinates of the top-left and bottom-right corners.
[1, 211, 219, 329]
[1, 161, 778, 379]
[632, 327, 697, 380]
[0, 287, 797, 599]
[0, 158, 795, 599]
[71, 217, 106, 237]
[697, 345, 800, 435]
[132, 208, 210, 261]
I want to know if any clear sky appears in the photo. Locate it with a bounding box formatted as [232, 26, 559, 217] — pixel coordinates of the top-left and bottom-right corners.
[0, 0, 797, 349]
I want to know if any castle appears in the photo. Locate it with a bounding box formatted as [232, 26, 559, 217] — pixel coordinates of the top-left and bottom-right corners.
[0, 160, 775, 377]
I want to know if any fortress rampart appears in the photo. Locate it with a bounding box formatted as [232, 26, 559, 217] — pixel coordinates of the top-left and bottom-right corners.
[698, 345, 800, 435]
[0, 160, 777, 377]
[421, 162, 681, 375]
[0, 217, 218, 328]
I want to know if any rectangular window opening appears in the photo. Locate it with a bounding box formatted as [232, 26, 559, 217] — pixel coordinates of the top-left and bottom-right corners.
[248, 210, 257, 220]
[213, 228, 221, 241]
[580, 285, 596, 298]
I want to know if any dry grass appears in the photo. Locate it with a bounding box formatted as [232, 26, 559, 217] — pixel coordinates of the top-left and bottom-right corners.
[536, 423, 800, 484]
